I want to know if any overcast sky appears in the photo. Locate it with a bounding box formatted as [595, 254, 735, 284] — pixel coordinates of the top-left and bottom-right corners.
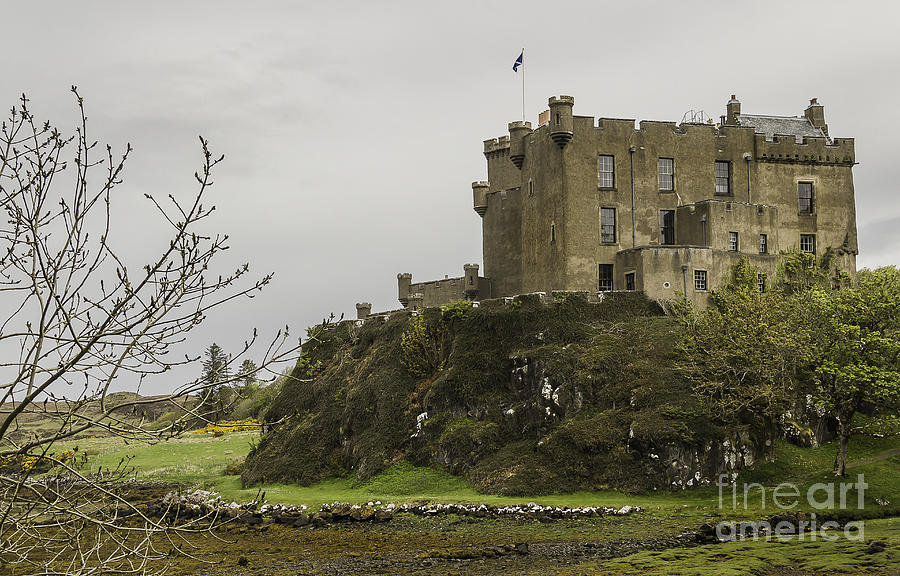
[4, 1, 899, 394]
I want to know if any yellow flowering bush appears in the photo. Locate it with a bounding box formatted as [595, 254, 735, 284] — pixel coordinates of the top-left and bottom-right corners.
[0, 449, 77, 474]
[190, 418, 262, 435]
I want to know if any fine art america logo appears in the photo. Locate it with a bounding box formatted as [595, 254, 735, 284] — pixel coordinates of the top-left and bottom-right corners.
[715, 474, 868, 541]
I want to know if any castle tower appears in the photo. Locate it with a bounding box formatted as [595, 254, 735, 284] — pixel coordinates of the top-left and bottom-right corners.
[397, 273, 412, 307]
[355, 302, 371, 320]
[548, 96, 575, 148]
[472, 181, 489, 217]
[804, 98, 828, 138]
[463, 263, 480, 299]
[726, 94, 741, 125]
[508, 121, 532, 168]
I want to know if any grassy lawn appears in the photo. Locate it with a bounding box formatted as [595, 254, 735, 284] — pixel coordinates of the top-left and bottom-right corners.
[59, 427, 899, 517]
[58, 431, 256, 485]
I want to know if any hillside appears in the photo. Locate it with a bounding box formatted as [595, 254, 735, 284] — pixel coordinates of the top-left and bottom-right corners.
[0, 392, 195, 446]
[242, 293, 774, 494]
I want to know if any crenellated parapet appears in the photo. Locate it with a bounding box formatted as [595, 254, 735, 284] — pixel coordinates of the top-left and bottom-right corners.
[596, 117, 637, 131]
[636, 120, 678, 134]
[755, 134, 855, 165]
[484, 135, 510, 155]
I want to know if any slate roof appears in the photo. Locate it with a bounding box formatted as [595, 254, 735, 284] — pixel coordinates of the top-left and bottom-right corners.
[735, 114, 828, 143]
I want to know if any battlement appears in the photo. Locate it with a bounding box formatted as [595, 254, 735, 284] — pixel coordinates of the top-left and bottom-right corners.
[755, 134, 855, 164]
[596, 117, 637, 130]
[548, 95, 575, 105]
[637, 120, 678, 133]
[484, 135, 510, 154]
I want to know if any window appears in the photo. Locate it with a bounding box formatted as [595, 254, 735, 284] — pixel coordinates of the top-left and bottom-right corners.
[658, 158, 674, 191]
[800, 234, 816, 254]
[528, 179, 534, 196]
[694, 270, 707, 291]
[625, 272, 635, 291]
[759, 233, 768, 254]
[550, 223, 556, 243]
[600, 207, 616, 243]
[758, 273, 767, 293]
[729, 231, 739, 252]
[660, 210, 675, 245]
[715, 161, 731, 195]
[599, 264, 614, 291]
[598, 155, 614, 188]
[798, 182, 814, 214]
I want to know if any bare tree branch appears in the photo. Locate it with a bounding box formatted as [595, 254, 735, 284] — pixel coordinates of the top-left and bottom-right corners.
[0, 89, 300, 574]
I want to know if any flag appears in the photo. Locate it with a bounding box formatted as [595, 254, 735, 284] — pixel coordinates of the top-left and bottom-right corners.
[513, 50, 523, 72]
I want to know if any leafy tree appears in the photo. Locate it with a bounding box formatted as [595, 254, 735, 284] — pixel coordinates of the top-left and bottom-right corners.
[0, 90, 298, 574]
[680, 255, 900, 477]
[677, 259, 806, 452]
[805, 267, 900, 475]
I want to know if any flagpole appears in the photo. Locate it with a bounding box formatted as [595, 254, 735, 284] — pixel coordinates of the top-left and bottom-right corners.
[521, 47, 526, 122]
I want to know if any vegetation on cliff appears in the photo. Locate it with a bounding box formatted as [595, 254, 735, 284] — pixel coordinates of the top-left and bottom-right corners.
[242, 293, 723, 494]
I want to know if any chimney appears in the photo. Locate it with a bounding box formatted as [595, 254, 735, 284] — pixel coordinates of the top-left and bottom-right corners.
[726, 94, 741, 125]
[804, 97, 828, 138]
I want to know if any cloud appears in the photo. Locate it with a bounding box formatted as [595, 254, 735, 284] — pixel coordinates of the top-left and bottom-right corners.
[858, 215, 900, 269]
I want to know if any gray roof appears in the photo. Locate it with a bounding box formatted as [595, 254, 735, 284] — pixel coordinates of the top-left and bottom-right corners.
[736, 114, 827, 143]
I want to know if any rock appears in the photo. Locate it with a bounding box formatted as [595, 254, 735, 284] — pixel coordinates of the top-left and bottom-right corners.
[331, 504, 352, 521]
[865, 541, 886, 555]
[292, 513, 310, 527]
[514, 542, 529, 555]
[350, 505, 375, 521]
[696, 522, 719, 544]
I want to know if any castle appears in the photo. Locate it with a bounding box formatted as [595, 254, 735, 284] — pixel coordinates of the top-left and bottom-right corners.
[369, 94, 858, 317]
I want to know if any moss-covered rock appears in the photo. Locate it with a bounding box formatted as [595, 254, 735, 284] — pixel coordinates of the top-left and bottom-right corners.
[241, 294, 762, 493]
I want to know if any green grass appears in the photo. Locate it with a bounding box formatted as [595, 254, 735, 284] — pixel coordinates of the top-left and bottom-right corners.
[552, 516, 900, 575]
[57, 429, 899, 521]
[57, 431, 257, 485]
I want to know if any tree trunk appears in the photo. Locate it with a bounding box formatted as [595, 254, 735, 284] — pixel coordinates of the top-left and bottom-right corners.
[833, 411, 852, 476]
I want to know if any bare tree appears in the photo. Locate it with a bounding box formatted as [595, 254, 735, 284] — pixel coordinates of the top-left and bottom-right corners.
[0, 88, 298, 574]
